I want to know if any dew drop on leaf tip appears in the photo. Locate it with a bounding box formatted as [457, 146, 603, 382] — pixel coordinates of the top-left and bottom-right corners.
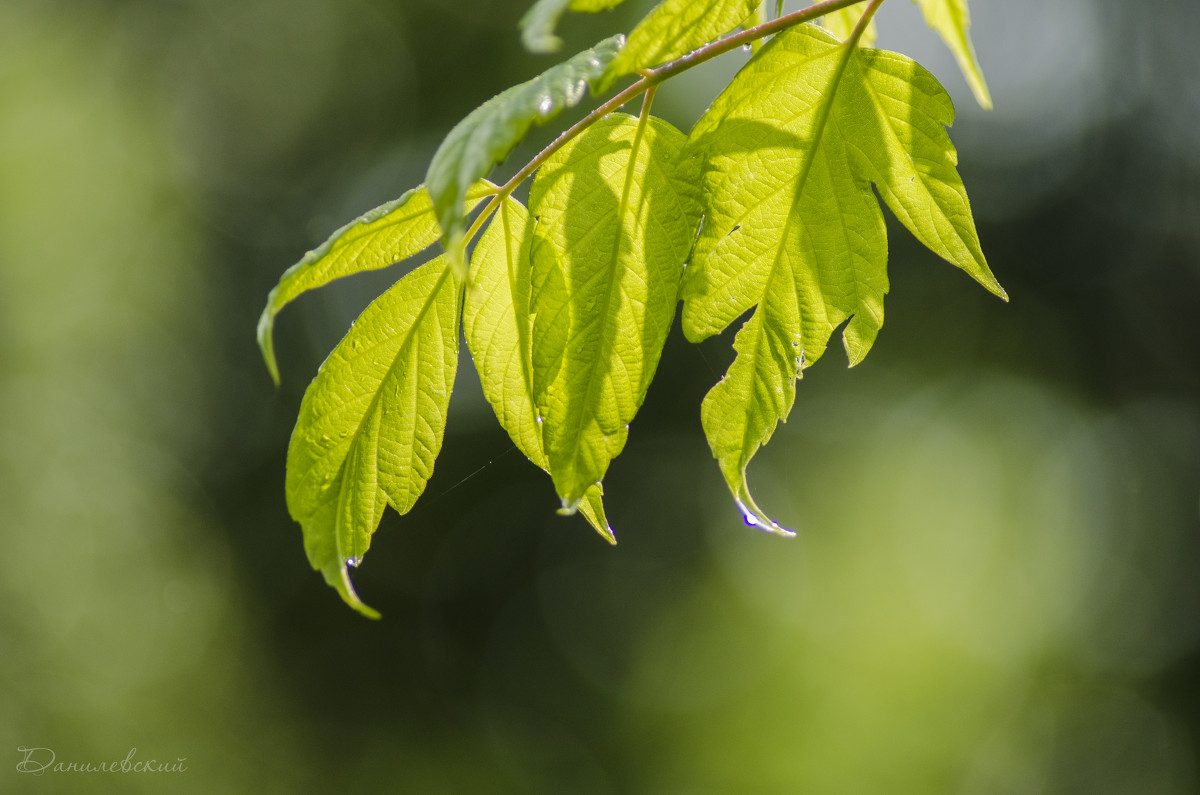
[734, 497, 793, 536]
[346, 557, 359, 568]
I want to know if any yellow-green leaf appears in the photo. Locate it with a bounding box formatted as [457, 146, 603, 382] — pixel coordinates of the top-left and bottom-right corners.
[258, 182, 493, 385]
[529, 112, 701, 508]
[463, 195, 615, 542]
[286, 257, 461, 617]
[680, 23, 1004, 529]
[913, 0, 991, 109]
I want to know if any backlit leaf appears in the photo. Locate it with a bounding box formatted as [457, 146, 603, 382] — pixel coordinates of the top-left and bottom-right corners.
[680, 23, 1004, 528]
[426, 35, 623, 273]
[520, 0, 629, 54]
[258, 182, 493, 385]
[286, 257, 461, 617]
[529, 112, 701, 508]
[463, 195, 614, 541]
[601, 0, 759, 90]
[913, 0, 991, 109]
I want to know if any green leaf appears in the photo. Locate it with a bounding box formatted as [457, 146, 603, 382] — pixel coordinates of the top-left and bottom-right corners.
[258, 182, 494, 385]
[818, 2, 878, 47]
[913, 0, 991, 109]
[286, 256, 461, 617]
[462, 194, 615, 542]
[602, 0, 759, 90]
[520, 0, 629, 54]
[425, 35, 624, 273]
[680, 23, 1004, 529]
[528, 112, 701, 508]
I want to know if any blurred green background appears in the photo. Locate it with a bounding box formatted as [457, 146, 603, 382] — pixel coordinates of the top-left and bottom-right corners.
[2, 0, 1198, 791]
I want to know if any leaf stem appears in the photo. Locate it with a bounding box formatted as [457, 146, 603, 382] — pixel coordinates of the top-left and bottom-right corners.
[461, 0, 882, 251]
[639, 84, 658, 120]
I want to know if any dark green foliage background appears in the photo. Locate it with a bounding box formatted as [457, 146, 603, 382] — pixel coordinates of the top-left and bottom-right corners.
[3, 0, 1199, 791]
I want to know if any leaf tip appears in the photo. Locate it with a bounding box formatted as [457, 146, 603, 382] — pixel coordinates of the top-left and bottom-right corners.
[595, 522, 617, 545]
[518, 0, 565, 55]
[966, 68, 994, 111]
[256, 303, 282, 387]
[524, 31, 564, 56]
[324, 563, 381, 619]
[733, 491, 795, 539]
[980, 273, 1008, 303]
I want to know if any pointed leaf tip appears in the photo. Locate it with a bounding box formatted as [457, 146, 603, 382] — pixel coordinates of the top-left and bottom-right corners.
[736, 506, 796, 539]
[323, 564, 381, 619]
[913, 0, 993, 110]
[734, 488, 795, 539]
[257, 302, 282, 387]
[577, 485, 616, 544]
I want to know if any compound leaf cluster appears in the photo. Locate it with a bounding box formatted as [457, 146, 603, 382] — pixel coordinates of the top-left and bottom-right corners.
[263, 0, 1004, 615]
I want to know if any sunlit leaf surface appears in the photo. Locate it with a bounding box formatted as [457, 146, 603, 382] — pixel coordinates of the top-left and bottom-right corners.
[463, 195, 614, 541]
[528, 112, 701, 508]
[286, 257, 461, 617]
[680, 23, 1004, 528]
